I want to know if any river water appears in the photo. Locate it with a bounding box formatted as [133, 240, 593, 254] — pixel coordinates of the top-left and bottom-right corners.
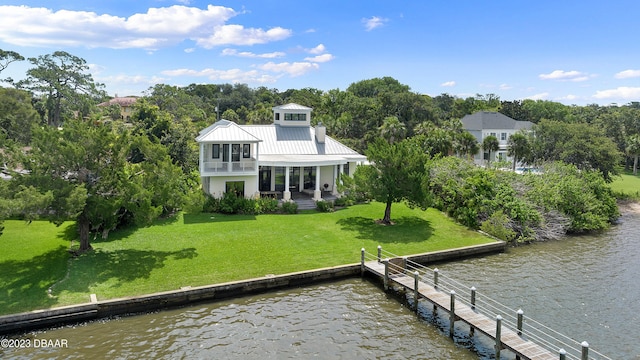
[3, 210, 639, 359]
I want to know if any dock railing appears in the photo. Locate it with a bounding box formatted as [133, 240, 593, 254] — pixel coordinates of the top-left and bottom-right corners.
[361, 246, 612, 360]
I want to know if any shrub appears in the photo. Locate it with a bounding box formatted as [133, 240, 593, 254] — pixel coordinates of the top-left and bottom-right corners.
[257, 197, 279, 214]
[203, 194, 221, 213]
[281, 200, 298, 214]
[480, 210, 516, 242]
[334, 196, 354, 207]
[315, 199, 334, 212]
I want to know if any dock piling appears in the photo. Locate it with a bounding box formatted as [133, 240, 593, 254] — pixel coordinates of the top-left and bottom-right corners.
[517, 309, 524, 335]
[383, 259, 389, 291]
[413, 271, 419, 312]
[449, 290, 456, 338]
[470, 286, 476, 309]
[559, 348, 567, 360]
[496, 315, 503, 360]
[434, 268, 439, 289]
[581, 341, 589, 360]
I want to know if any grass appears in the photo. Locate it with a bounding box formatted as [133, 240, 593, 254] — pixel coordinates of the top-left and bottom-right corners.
[610, 171, 640, 199]
[0, 221, 75, 315]
[0, 202, 494, 315]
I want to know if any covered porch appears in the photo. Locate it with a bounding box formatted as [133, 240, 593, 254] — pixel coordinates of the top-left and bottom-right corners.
[257, 155, 358, 202]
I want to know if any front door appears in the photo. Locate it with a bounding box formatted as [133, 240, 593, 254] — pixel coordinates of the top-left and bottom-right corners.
[259, 167, 271, 191]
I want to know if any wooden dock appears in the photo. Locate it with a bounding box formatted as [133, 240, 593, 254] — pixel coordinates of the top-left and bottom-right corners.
[364, 260, 558, 360]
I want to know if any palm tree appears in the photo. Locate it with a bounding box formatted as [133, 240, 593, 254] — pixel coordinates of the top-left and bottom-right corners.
[507, 132, 530, 171]
[455, 131, 480, 161]
[379, 116, 406, 144]
[626, 134, 640, 175]
[482, 135, 499, 168]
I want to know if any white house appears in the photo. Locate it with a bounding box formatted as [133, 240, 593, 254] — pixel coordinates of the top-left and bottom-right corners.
[461, 111, 534, 165]
[196, 103, 367, 201]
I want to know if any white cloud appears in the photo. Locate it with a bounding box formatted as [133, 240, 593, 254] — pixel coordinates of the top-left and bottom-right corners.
[221, 48, 286, 58]
[304, 54, 334, 63]
[614, 69, 640, 79]
[593, 87, 640, 100]
[561, 94, 579, 101]
[307, 44, 326, 55]
[526, 92, 549, 100]
[440, 81, 456, 87]
[499, 83, 512, 90]
[161, 67, 279, 84]
[539, 70, 590, 82]
[363, 16, 388, 31]
[196, 25, 291, 48]
[0, 5, 291, 50]
[258, 62, 320, 77]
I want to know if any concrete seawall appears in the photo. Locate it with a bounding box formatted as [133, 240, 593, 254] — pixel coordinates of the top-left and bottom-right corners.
[0, 241, 506, 335]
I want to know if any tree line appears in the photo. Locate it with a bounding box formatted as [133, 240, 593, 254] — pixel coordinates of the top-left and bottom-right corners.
[0, 49, 635, 249]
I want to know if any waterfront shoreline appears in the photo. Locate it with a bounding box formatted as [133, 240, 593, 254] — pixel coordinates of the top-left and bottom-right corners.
[617, 200, 640, 215]
[0, 241, 505, 336]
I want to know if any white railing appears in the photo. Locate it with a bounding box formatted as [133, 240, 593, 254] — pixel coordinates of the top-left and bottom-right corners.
[361, 246, 612, 360]
[201, 160, 257, 174]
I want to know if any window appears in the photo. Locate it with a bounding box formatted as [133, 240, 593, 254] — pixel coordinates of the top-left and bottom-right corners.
[243, 144, 251, 158]
[490, 132, 496, 137]
[275, 113, 280, 120]
[222, 144, 229, 162]
[232, 144, 241, 162]
[501, 133, 507, 141]
[212, 144, 220, 159]
[284, 113, 306, 121]
[225, 181, 244, 197]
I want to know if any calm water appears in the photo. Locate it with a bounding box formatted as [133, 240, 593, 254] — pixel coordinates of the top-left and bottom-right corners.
[3, 210, 639, 359]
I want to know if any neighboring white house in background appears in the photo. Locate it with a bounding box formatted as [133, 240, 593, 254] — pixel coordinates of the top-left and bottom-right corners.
[196, 103, 367, 201]
[461, 111, 534, 165]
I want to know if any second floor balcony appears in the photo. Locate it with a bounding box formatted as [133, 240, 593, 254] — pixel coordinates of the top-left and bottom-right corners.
[201, 159, 258, 176]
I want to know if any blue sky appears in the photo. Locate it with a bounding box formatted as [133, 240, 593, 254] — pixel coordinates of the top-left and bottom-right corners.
[1, 1, 639, 105]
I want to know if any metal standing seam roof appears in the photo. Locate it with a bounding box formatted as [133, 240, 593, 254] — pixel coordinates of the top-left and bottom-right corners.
[461, 111, 534, 130]
[241, 125, 362, 157]
[196, 120, 262, 143]
[195, 120, 366, 164]
[272, 103, 313, 111]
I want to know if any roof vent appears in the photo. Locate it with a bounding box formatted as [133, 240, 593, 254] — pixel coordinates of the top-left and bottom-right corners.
[315, 122, 326, 143]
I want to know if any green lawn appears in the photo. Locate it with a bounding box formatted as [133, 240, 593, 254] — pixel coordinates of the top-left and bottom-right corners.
[0, 202, 494, 315]
[610, 171, 640, 199]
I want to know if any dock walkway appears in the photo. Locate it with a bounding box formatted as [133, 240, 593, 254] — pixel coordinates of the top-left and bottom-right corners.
[361, 246, 611, 360]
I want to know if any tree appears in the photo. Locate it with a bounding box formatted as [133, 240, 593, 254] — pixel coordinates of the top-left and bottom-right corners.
[626, 134, 640, 175]
[527, 120, 621, 181]
[16, 119, 190, 251]
[378, 116, 406, 144]
[482, 135, 499, 167]
[0, 87, 40, 144]
[354, 137, 430, 224]
[0, 49, 24, 75]
[17, 51, 105, 126]
[454, 131, 480, 160]
[131, 99, 199, 173]
[507, 132, 530, 171]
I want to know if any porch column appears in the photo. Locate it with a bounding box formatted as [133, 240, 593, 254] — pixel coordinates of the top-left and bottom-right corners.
[313, 165, 322, 201]
[199, 143, 205, 174]
[331, 165, 338, 195]
[335, 164, 345, 195]
[298, 168, 304, 192]
[283, 166, 291, 201]
[270, 166, 276, 191]
[254, 142, 260, 198]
